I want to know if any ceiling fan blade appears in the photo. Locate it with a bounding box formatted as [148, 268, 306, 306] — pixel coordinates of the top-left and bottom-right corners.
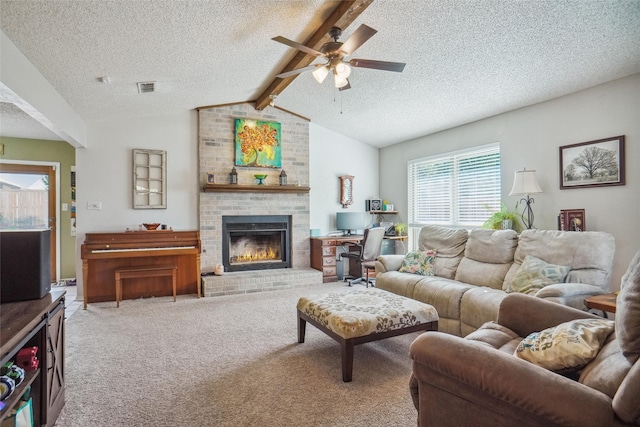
[275, 64, 322, 79]
[272, 36, 323, 57]
[339, 24, 377, 55]
[338, 79, 351, 91]
[349, 58, 406, 72]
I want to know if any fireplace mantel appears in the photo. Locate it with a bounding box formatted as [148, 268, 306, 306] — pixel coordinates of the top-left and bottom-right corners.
[203, 184, 310, 194]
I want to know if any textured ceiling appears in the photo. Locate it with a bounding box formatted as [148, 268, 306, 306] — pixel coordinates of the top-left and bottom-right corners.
[1, 0, 639, 148]
[0, 102, 61, 140]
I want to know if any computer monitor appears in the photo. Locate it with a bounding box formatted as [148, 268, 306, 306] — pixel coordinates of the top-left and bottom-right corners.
[336, 212, 365, 236]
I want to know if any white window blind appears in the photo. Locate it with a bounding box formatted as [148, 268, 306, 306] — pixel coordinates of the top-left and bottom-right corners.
[408, 143, 501, 228]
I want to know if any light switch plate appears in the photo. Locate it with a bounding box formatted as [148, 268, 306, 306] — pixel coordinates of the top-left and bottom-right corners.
[87, 201, 102, 210]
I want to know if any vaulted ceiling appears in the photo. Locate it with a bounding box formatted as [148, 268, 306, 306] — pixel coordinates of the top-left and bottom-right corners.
[1, 0, 639, 148]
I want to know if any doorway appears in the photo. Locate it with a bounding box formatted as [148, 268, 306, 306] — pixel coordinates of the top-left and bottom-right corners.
[0, 162, 58, 282]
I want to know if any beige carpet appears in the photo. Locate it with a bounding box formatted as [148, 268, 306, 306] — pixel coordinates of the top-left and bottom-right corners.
[55, 282, 422, 426]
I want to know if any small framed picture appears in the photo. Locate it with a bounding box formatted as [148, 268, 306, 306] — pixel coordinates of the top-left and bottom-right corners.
[559, 135, 625, 189]
[207, 173, 215, 184]
[559, 209, 586, 231]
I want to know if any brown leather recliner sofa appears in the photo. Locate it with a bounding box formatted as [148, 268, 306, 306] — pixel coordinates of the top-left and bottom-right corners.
[408, 250, 640, 426]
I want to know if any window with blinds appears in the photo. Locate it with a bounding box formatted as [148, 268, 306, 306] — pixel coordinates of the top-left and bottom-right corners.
[408, 143, 501, 228]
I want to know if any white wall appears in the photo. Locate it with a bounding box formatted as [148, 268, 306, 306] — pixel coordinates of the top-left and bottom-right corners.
[309, 123, 379, 235]
[75, 111, 199, 295]
[380, 73, 640, 290]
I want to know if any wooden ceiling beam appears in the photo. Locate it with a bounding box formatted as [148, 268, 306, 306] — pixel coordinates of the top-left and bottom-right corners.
[254, 0, 373, 111]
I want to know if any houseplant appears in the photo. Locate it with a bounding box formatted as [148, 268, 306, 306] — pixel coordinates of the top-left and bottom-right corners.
[394, 223, 407, 236]
[482, 202, 523, 233]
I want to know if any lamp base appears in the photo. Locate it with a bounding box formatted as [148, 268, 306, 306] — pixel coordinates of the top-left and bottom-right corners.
[520, 196, 536, 229]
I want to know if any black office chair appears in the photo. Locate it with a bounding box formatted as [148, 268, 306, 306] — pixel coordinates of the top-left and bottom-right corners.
[339, 227, 385, 287]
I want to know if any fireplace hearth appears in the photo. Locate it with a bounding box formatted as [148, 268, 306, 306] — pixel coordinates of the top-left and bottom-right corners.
[222, 215, 291, 272]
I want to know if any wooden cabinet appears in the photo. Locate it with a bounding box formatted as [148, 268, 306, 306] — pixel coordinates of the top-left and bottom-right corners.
[310, 236, 362, 283]
[45, 300, 65, 425]
[0, 290, 65, 427]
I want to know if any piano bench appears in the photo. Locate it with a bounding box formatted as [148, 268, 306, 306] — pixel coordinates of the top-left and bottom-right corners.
[114, 265, 178, 307]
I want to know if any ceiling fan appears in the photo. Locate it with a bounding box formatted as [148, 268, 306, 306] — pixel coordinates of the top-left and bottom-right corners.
[273, 24, 406, 91]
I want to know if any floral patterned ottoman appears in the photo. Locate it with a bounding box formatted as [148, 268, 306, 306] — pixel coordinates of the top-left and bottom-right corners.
[297, 287, 438, 382]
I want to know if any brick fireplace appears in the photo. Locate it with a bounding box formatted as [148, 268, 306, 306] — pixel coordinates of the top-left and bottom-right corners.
[198, 103, 322, 296]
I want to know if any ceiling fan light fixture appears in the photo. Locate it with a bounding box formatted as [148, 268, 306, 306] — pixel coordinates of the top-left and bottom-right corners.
[272, 23, 406, 92]
[334, 62, 351, 79]
[334, 76, 349, 88]
[312, 65, 329, 83]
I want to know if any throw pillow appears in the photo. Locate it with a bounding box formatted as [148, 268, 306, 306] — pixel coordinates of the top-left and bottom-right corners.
[399, 249, 436, 276]
[514, 318, 615, 371]
[507, 255, 571, 295]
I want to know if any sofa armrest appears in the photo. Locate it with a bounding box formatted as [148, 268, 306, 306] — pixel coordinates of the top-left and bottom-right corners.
[535, 283, 606, 310]
[375, 254, 405, 273]
[535, 283, 605, 298]
[497, 293, 599, 337]
[410, 332, 615, 427]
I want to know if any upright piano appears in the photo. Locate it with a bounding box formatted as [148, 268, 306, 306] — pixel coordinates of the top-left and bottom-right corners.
[81, 230, 201, 309]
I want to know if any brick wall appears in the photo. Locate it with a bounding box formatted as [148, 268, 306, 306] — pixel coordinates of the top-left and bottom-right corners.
[198, 103, 311, 273]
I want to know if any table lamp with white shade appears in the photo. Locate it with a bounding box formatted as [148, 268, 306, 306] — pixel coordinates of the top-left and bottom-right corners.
[509, 168, 543, 229]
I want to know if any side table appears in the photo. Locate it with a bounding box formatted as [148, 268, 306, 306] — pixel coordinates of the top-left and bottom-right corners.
[584, 293, 617, 315]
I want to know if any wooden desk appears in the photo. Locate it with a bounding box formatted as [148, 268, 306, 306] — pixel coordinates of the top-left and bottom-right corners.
[310, 236, 363, 283]
[584, 293, 617, 314]
[310, 235, 408, 283]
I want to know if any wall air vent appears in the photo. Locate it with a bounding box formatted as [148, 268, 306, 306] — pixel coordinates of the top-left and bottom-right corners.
[136, 81, 156, 93]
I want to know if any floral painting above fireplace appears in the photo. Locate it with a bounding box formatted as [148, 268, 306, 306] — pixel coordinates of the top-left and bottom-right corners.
[235, 118, 282, 168]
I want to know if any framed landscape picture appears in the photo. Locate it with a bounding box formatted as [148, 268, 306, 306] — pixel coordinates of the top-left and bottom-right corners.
[234, 118, 282, 168]
[559, 135, 625, 189]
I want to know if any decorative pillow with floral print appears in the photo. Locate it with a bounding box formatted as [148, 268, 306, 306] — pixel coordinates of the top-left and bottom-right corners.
[399, 249, 437, 276]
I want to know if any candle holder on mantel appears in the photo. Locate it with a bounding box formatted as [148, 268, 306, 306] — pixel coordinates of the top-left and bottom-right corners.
[229, 167, 238, 184]
[279, 170, 287, 186]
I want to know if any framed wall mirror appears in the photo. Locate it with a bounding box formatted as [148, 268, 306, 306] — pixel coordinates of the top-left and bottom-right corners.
[133, 149, 166, 209]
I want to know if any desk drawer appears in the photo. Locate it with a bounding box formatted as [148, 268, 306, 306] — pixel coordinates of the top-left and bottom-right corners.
[322, 246, 336, 256]
[323, 256, 336, 267]
[323, 266, 337, 277]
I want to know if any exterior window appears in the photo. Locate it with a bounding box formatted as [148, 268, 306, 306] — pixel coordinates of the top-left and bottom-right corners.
[407, 143, 500, 245]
